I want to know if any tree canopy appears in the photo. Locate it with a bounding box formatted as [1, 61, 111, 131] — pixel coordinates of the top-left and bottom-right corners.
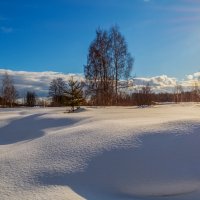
[84, 26, 134, 105]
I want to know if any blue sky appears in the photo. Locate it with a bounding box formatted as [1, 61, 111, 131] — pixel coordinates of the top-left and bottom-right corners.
[0, 0, 200, 79]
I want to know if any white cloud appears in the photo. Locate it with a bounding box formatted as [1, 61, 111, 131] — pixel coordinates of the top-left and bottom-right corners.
[187, 75, 193, 80]
[132, 75, 177, 93]
[0, 69, 200, 97]
[180, 72, 200, 90]
[0, 69, 84, 97]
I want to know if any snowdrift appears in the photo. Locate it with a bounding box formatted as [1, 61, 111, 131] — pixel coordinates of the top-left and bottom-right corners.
[1, 104, 200, 200]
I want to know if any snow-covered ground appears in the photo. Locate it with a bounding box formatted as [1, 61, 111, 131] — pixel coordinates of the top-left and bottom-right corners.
[1, 104, 200, 200]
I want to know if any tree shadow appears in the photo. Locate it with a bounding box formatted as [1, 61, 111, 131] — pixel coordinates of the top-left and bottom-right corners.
[37, 123, 200, 200]
[0, 114, 86, 145]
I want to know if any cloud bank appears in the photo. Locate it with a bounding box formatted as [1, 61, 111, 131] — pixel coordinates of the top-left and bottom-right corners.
[0, 69, 199, 97]
[0, 69, 84, 97]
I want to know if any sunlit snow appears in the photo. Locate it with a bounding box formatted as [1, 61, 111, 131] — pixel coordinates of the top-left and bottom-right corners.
[1, 104, 200, 200]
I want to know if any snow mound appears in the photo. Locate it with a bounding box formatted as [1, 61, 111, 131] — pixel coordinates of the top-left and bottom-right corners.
[1, 104, 200, 200]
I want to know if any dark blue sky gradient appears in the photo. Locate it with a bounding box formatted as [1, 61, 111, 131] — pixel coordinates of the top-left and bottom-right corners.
[0, 0, 200, 78]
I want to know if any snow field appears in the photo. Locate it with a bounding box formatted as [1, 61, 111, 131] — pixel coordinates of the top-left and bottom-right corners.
[1, 104, 200, 199]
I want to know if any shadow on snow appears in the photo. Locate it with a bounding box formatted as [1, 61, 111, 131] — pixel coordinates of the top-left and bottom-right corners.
[37, 123, 200, 200]
[0, 114, 85, 145]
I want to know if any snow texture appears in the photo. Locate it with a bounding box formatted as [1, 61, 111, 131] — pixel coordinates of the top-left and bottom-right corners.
[1, 104, 200, 199]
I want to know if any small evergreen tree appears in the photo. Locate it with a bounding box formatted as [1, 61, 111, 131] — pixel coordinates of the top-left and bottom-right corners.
[25, 91, 37, 107]
[0, 96, 3, 106]
[64, 77, 84, 112]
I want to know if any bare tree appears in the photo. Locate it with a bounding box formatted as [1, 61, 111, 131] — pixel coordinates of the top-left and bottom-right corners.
[110, 26, 134, 104]
[84, 28, 113, 105]
[1, 72, 18, 107]
[64, 77, 84, 112]
[191, 81, 200, 102]
[84, 26, 134, 106]
[134, 83, 153, 106]
[174, 84, 183, 103]
[49, 78, 66, 106]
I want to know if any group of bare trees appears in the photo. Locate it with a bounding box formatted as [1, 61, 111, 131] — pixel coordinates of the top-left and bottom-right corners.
[0, 72, 18, 107]
[133, 84, 153, 106]
[0, 72, 84, 110]
[1, 25, 200, 108]
[48, 77, 84, 111]
[49, 78, 66, 106]
[0, 72, 38, 107]
[129, 83, 200, 106]
[173, 83, 200, 103]
[84, 26, 200, 106]
[84, 26, 134, 106]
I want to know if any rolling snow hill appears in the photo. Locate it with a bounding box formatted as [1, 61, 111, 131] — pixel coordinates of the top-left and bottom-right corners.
[1, 104, 200, 199]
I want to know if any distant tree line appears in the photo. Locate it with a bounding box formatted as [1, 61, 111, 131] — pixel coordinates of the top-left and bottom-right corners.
[1, 71, 200, 108]
[110, 83, 200, 106]
[0, 73, 85, 111]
